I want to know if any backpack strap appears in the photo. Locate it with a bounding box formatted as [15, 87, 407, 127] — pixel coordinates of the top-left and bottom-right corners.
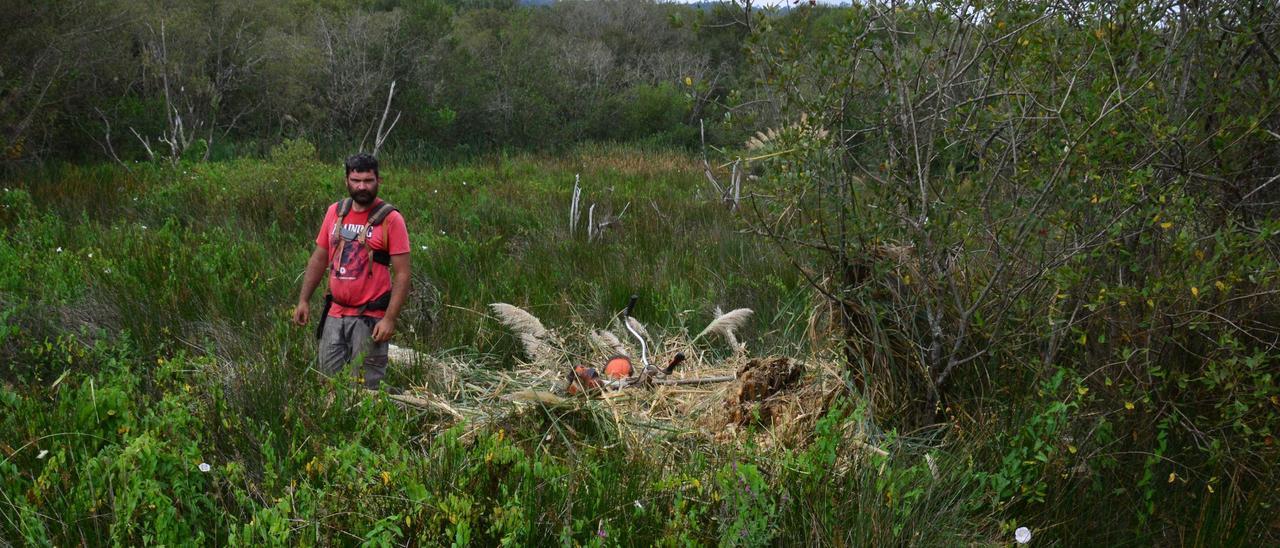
[358, 201, 397, 245]
[371, 201, 398, 266]
[331, 198, 354, 241]
[368, 201, 397, 226]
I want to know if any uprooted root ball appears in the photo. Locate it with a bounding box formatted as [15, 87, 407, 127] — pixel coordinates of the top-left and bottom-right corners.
[726, 356, 804, 426]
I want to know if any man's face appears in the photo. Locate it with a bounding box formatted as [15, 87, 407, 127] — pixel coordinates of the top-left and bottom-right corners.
[346, 170, 380, 206]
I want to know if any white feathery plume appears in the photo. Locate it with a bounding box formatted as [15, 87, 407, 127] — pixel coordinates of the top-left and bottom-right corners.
[712, 306, 736, 349]
[489, 303, 552, 360]
[489, 303, 548, 337]
[695, 307, 753, 347]
[518, 333, 552, 362]
[590, 329, 629, 356]
[744, 113, 829, 151]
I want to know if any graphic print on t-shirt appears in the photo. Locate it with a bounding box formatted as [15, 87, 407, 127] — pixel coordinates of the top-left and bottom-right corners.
[334, 224, 375, 280]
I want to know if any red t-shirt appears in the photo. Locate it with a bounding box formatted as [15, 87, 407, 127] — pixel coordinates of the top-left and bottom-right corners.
[315, 200, 410, 318]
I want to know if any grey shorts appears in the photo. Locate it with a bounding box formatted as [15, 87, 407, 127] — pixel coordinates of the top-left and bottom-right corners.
[317, 315, 388, 389]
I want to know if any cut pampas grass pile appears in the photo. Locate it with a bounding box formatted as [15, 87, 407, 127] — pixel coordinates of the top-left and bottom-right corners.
[384, 303, 866, 452]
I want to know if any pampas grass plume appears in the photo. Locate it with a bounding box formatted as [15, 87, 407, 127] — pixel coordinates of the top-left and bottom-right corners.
[591, 329, 629, 356]
[695, 307, 753, 343]
[490, 303, 551, 360]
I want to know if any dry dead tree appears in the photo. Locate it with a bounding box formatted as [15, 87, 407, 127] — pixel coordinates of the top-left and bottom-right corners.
[568, 174, 629, 241]
[365, 80, 401, 157]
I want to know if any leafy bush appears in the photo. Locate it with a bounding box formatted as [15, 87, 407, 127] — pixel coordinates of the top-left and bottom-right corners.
[744, 1, 1279, 541]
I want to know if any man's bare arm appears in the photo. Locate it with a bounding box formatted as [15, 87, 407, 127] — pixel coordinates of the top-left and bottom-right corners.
[292, 244, 329, 326]
[372, 252, 411, 342]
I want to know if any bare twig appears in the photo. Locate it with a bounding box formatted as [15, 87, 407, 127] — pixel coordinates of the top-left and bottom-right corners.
[370, 80, 401, 157]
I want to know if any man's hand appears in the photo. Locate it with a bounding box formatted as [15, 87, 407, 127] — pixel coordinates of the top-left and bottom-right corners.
[294, 244, 328, 327]
[372, 317, 396, 343]
[292, 301, 310, 326]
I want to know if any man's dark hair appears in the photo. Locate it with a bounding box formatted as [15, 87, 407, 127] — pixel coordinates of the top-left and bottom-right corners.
[344, 152, 379, 177]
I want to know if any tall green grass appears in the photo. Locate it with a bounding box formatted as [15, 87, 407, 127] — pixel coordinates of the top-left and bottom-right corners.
[1, 144, 849, 545]
[6, 142, 807, 366]
[1, 144, 1274, 545]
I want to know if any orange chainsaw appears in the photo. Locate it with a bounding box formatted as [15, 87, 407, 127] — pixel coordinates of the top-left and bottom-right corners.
[566, 295, 686, 395]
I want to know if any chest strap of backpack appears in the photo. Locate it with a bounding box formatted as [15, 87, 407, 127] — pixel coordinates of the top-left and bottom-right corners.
[331, 198, 398, 266]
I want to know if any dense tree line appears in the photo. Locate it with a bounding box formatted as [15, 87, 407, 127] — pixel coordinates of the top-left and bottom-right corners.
[747, 0, 1279, 537]
[1, 0, 796, 164]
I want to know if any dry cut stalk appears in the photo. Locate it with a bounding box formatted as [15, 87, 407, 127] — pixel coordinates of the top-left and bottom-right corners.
[365, 389, 464, 419]
[652, 375, 736, 386]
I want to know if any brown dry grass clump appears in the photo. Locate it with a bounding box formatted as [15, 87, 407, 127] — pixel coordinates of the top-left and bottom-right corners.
[380, 302, 878, 454]
[391, 336, 853, 451]
[529, 145, 696, 177]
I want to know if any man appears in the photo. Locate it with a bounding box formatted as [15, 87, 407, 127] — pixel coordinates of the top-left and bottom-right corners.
[292, 152, 410, 390]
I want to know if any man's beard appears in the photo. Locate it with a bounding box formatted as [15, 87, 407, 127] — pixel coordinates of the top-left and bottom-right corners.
[350, 188, 376, 206]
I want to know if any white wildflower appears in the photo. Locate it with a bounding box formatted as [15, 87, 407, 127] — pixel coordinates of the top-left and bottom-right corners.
[1015, 526, 1031, 544]
[198, 462, 212, 473]
[56, 247, 62, 253]
[37, 449, 48, 459]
